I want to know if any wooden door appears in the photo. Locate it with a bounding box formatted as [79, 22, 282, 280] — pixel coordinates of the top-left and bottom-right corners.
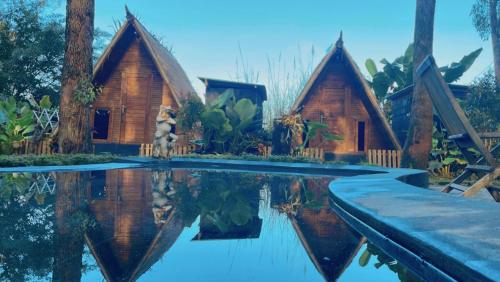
[120, 73, 152, 144]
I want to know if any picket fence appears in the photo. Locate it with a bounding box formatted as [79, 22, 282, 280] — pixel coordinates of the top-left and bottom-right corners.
[367, 149, 401, 168]
[139, 144, 195, 157]
[12, 139, 54, 155]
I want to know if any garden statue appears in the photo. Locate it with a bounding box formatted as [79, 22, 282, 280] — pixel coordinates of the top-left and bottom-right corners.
[151, 170, 175, 224]
[153, 105, 178, 158]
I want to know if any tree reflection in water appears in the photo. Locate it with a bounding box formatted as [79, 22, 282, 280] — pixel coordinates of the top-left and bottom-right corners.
[0, 169, 419, 282]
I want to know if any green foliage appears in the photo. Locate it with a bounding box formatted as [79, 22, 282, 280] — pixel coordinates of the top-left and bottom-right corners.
[0, 1, 110, 104]
[38, 95, 52, 109]
[73, 78, 101, 106]
[471, 0, 499, 40]
[0, 153, 116, 167]
[359, 243, 421, 282]
[0, 0, 65, 102]
[177, 152, 348, 164]
[173, 172, 262, 232]
[0, 97, 35, 153]
[177, 96, 204, 132]
[462, 69, 500, 132]
[302, 121, 343, 149]
[440, 48, 483, 83]
[200, 90, 259, 154]
[428, 125, 468, 178]
[365, 44, 482, 102]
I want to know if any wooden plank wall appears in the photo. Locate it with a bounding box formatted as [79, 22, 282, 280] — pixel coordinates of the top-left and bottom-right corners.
[299, 60, 394, 154]
[92, 38, 176, 145]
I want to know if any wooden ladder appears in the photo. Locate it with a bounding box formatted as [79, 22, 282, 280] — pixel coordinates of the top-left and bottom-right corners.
[417, 56, 499, 200]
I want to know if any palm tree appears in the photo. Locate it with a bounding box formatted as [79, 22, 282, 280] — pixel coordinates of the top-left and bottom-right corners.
[401, 0, 436, 169]
[58, 0, 95, 153]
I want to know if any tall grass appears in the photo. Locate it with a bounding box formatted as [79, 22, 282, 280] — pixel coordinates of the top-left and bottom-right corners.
[234, 45, 316, 130]
[264, 45, 315, 129]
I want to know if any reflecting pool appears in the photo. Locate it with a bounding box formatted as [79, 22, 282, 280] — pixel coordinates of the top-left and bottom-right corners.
[0, 168, 420, 281]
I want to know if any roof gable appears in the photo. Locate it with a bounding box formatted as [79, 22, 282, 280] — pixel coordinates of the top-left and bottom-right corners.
[291, 35, 401, 150]
[93, 11, 198, 105]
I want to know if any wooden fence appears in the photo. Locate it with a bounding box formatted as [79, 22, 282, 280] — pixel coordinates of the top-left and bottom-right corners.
[367, 149, 402, 168]
[12, 139, 54, 155]
[296, 147, 324, 162]
[139, 144, 195, 157]
[479, 132, 500, 151]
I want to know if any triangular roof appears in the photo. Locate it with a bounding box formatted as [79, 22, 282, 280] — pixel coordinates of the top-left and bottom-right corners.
[85, 210, 184, 282]
[290, 209, 365, 281]
[93, 9, 197, 105]
[291, 34, 401, 150]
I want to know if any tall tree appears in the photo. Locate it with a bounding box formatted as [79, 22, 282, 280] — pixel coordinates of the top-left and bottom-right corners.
[471, 0, 500, 87]
[0, 0, 65, 102]
[58, 0, 95, 153]
[401, 0, 436, 169]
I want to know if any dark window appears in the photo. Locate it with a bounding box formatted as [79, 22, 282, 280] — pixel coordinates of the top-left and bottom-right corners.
[93, 109, 110, 139]
[357, 121, 365, 152]
[91, 170, 107, 199]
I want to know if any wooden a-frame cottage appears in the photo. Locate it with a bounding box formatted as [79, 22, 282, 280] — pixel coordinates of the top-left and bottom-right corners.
[291, 34, 400, 157]
[91, 9, 197, 153]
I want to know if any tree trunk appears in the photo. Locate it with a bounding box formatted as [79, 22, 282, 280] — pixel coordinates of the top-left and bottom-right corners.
[58, 0, 94, 153]
[401, 0, 436, 169]
[490, 0, 500, 87]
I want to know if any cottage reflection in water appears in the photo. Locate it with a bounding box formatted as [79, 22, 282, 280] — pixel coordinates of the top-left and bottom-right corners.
[0, 169, 418, 282]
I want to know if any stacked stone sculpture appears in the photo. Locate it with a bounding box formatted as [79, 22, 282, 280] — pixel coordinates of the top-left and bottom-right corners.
[153, 105, 178, 158]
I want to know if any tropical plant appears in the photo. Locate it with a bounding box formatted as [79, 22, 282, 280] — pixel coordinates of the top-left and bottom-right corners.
[359, 242, 420, 282]
[428, 125, 469, 178]
[275, 114, 342, 155]
[365, 44, 483, 102]
[200, 89, 259, 154]
[0, 97, 35, 153]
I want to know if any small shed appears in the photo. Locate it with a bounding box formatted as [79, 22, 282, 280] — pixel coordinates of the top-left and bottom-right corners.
[387, 84, 470, 145]
[200, 77, 267, 130]
[291, 34, 400, 158]
[91, 9, 198, 152]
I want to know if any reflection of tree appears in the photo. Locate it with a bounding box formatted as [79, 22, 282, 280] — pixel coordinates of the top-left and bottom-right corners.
[271, 176, 330, 215]
[53, 171, 94, 282]
[0, 173, 56, 281]
[359, 242, 421, 282]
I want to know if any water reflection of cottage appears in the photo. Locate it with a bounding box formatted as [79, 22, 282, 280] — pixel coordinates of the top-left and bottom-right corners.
[84, 169, 184, 282]
[272, 176, 365, 281]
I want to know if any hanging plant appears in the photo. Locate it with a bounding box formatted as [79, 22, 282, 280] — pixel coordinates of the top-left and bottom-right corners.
[73, 78, 102, 106]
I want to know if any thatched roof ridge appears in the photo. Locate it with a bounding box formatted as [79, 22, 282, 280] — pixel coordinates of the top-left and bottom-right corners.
[291, 34, 401, 150]
[93, 10, 197, 105]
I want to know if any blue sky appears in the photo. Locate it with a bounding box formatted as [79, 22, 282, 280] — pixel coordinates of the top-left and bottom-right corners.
[53, 0, 493, 94]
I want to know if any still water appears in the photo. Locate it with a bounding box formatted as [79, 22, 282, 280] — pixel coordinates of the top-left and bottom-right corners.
[0, 168, 419, 281]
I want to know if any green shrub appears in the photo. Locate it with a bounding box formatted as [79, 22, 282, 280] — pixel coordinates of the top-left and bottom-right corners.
[0, 154, 116, 167]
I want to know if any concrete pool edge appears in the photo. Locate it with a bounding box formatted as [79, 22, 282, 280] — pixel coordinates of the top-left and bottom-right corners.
[329, 171, 500, 282]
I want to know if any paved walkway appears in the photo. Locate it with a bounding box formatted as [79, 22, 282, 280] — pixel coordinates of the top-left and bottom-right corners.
[330, 173, 500, 281]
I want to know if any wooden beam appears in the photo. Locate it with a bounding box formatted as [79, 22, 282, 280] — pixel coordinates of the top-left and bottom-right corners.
[461, 168, 500, 198]
[417, 56, 496, 166]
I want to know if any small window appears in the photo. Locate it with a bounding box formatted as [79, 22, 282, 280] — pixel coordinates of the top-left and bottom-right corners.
[357, 121, 365, 152]
[93, 109, 110, 140]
